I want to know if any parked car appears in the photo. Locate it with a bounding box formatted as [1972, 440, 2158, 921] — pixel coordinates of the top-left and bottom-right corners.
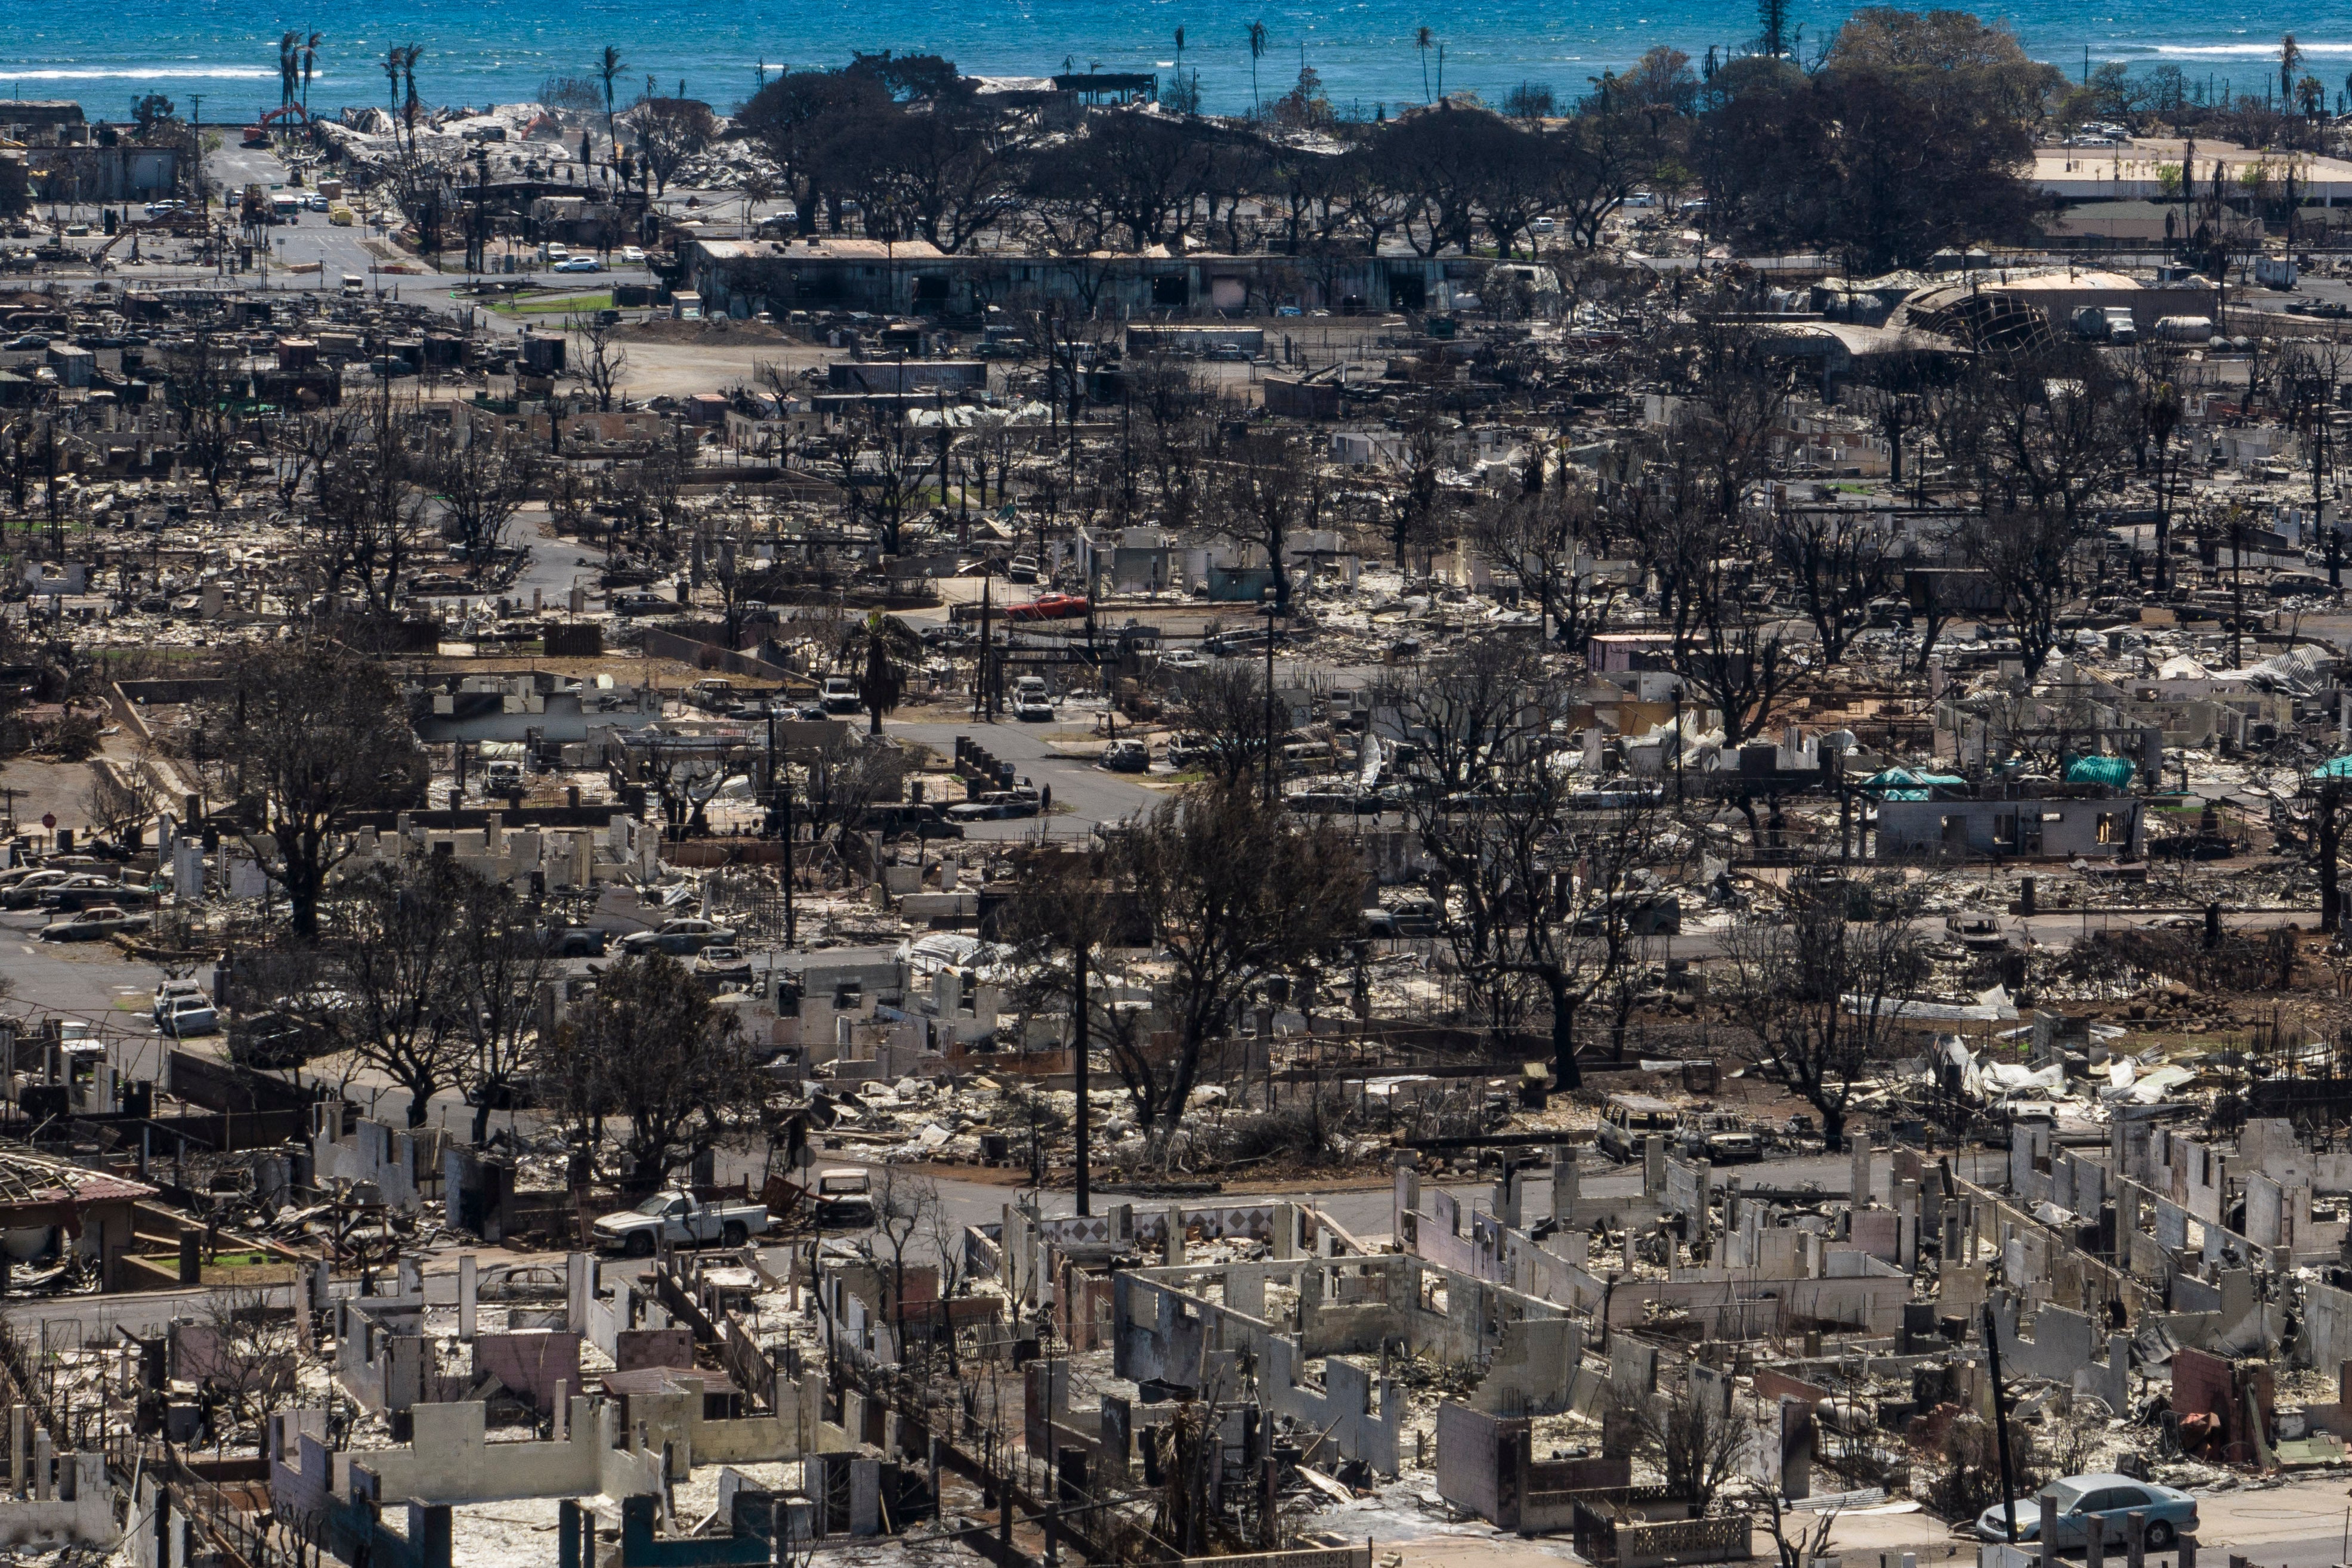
[1015, 694, 1054, 722]
[228, 1010, 316, 1070]
[159, 994, 221, 1037]
[1006, 554, 1040, 584]
[620, 245, 647, 264]
[554, 256, 602, 273]
[1677, 1112, 1762, 1164]
[946, 791, 1041, 821]
[1100, 738, 1149, 773]
[694, 945, 754, 984]
[591, 1190, 771, 1256]
[1159, 648, 1209, 672]
[1945, 913, 2008, 950]
[1005, 593, 1089, 622]
[812, 1169, 874, 1227]
[1976, 1477, 2198, 1549]
[34, 876, 138, 911]
[1, 870, 75, 908]
[541, 926, 607, 957]
[820, 676, 862, 715]
[153, 979, 208, 1026]
[1596, 1092, 1679, 1162]
[40, 905, 147, 941]
[618, 917, 737, 956]
[1362, 896, 1441, 938]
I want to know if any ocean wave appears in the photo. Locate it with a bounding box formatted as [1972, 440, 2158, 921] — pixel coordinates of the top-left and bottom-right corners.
[0, 66, 283, 79]
[2146, 41, 2352, 58]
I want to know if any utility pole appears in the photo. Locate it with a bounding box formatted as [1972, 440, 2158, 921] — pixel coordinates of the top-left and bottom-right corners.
[1983, 1301, 2020, 1547]
[973, 573, 993, 722]
[1073, 932, 1090, 1216]
[768, 708, 795, 947]
[1262, 593, 1278, 807]
[2322, 783, 2341, 933]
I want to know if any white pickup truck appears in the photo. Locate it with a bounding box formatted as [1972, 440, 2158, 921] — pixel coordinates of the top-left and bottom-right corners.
[591, 1190, 771, 1256]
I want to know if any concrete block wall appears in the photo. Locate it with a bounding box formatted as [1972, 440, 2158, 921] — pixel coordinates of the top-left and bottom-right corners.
[303, 1398, 663, 1508]
[311, 1105, 421, 1211]
[0, 1454, 112, 1547]
[1988, 1295, 2129, 1414]
[1112, 1268, 1404, 1474]
[471, 1331, 581, 1414]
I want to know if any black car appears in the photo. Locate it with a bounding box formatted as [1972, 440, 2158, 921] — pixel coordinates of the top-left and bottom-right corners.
[543, 926, 607, 958]
[229, 1010, 324, 1070]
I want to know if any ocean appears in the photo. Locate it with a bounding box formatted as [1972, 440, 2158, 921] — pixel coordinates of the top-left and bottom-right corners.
[0, 0, 2341, 127]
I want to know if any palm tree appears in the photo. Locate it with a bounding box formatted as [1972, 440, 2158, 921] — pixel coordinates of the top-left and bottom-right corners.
[2282, 33, 2302, 108]
[1416, 26, 1434, 103]
[1248, 21, 1269, 113]
[598, 46, 628, 167]
[382, 46, 404, 151]
[400, 44, 425, 151]
[840, 611, 922, 736]
[301, 33, 323, 117]
[740, 170, 774, 236]
[1172, 26, 1185, 101]
[279, 32, 300, 111]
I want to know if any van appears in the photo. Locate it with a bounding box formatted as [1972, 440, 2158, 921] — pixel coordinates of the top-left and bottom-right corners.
[341, 273, 364, 296]
[1944, 913, 2006, 950]
[1596, 1093, 1680, 1162]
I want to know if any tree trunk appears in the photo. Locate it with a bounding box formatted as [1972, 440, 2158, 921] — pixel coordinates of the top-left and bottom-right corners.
[1819, 1102, 1845, 1154]
[1551, 990, 1581, 1091]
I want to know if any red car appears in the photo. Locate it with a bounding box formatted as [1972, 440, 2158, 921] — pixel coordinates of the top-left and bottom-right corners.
[1005, 593, 1090, 622]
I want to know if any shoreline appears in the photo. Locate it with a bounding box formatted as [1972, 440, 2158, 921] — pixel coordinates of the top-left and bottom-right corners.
[0, 6, 2322, 127]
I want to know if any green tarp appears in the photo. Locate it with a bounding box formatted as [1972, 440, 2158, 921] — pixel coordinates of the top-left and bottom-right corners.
[2065, 755, 2134, 787]
[1858, 768, 1964, 801]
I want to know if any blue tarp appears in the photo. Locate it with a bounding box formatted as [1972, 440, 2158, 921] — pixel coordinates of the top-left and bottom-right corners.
[2065, 755, 2134, 787]
[1858, 768, 1965, 802]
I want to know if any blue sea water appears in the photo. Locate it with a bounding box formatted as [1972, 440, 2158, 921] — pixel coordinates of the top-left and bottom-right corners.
[0, 0, 2341, 126]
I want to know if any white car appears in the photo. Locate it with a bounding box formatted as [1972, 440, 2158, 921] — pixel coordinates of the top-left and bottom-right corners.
[160, 995, 220, 1037]
[620, 245, 647, 264]
[554, 256, 602, 273]
[152, 979, 207, 1026]
[820, 676, 861, 715]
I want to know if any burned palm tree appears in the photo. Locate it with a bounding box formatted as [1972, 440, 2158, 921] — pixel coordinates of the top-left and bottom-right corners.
[839, 610, 922, 735]
[301, 34, 323, 116]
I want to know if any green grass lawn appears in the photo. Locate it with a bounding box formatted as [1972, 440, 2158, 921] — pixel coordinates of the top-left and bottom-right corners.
[487, 292, 613, 317]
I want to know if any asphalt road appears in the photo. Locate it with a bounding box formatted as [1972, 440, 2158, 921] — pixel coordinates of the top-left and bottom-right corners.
[890, 714, 1162, 839]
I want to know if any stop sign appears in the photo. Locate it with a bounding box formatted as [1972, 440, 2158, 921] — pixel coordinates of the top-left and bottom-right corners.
[39, 813, 55, 830]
